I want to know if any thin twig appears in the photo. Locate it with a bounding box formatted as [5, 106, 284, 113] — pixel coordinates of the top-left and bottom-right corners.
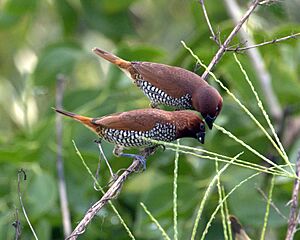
[56, 74, 72, 237]
[223, 0, 282, 120]
[67, 147, 157, 240]
[93, 151, 102, 191]
[12, 208, 21, 240]
[227, 33, 300, 52]
[285, 150, 300, 240]
[96, 141, 116, 180]
[256, 187, 288, 221]
[258, 0, 279, 5]
[199, 0, 220, 46]
[17, 169, 38, 240]
[201, 0, 261, 79]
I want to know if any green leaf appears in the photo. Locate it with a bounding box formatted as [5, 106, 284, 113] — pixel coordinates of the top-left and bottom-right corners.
[0, 0, 38, 28]
[81, 0, 135, 41]
[27, 172, 57, 218]
[34, 43, 81, 87]
[54, 0, 78, 36]
[101, 0, 137, 14]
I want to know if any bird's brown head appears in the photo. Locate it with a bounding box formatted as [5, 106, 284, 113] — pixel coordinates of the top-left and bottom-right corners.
[192, 86, 223, 129]
[175, 111, 206, 144]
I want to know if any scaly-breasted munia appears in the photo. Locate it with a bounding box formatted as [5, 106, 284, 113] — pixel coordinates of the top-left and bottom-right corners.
[93, 48, 223, 129]
[55, 108, 206, 168]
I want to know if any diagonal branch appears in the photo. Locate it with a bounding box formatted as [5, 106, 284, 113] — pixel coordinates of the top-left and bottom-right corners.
[67, 147, 157, 240]
[201, 0, 261, 80]
[224, 0, 283, 120]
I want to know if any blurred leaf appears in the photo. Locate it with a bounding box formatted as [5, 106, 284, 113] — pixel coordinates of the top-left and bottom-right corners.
[27, 172, 57, 218]
[101, 0, 137, 14]
[0, 140, 39, 163]
[0, 0, 38, 28]
[54, 0, 78, 36]
[289, 137, 300, 164]
[117, 45, 165, 62]
[81, 0, 135, 42]
[34, 43, 81, 87]
[35, 219, 51, 240]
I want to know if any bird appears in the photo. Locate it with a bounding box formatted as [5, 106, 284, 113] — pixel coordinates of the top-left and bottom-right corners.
[54, 108, 206, 169]
[93, 47, 223, 129]
[229, 216, 251, 240]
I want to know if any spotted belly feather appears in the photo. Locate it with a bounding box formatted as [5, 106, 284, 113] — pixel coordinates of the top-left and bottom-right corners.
[99, 122, 177, 147]
[135, 79, 192, 109]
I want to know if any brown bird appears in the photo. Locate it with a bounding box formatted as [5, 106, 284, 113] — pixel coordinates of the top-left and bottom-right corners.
[93, 47, 223, 129]
[54, 108, 206, 168]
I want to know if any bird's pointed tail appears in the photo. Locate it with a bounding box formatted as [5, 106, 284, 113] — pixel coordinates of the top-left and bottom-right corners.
[54, 108, 98, 132]
[92, 47, 131, 69]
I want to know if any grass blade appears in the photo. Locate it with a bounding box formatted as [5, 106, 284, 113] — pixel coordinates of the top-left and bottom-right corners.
[260, 176, 275, 240]
[173, 140, 179, 240]
[191, 152, 242, 240]
[140, 202, 171, 240]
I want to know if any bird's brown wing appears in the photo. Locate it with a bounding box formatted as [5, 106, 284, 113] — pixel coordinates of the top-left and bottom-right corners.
[131, 62, 207, 98]
[93, 109, 173, 131]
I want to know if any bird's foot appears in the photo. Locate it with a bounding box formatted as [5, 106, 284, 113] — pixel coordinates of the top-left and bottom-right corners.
[94, 139, 102, 144]
[150, 102, 160, 109]
[120, 153, 147, 171]
[157, 144, 166, 151]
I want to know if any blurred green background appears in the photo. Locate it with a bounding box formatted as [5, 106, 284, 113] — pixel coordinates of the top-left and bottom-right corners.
[1, 0, 300, 239]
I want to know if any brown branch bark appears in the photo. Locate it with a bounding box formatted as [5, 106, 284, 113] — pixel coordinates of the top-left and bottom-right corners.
[66, 147, 157, 240]
[224, 0, 284, 120]
[201, 0, 261, 80]
[285, 150, 300, 240]
[56, 74, 72, 237]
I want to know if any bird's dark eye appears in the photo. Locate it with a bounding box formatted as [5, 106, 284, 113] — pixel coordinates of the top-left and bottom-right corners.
[200, 123, 205, 132]
[216, 106, 219, 112]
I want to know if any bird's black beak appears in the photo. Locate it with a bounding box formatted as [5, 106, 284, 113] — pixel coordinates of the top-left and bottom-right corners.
[197, 131, 205, 144]
[204, 115, 216, 130]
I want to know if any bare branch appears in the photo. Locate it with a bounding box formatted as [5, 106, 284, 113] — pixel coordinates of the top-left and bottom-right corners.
[224, 0, 282, 120]
[285, 150, 300, 240]
[227, 33, 300, 52]
[67, 147, 157, 240]
[201, 0, 261, 80]
[56, 74, 72, 237]
[199, 0, 220, 46]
